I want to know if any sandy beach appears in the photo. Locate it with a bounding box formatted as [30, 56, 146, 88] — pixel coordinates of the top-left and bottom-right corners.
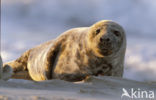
[0, 76, 156, 100]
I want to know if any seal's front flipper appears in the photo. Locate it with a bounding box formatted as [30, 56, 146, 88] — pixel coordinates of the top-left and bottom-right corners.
[27, 40, 61, 81]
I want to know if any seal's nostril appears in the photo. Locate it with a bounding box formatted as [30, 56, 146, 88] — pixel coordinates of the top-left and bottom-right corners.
[100, 38, 103, 42]
[100, 38, 110, 42]
[106, 38, 110, 42]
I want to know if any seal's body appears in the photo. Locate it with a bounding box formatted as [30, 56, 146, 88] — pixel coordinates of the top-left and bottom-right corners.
[5, 20, 126, 81]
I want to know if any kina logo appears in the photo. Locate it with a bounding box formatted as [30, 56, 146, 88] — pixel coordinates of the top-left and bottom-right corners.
[121, 88, 154, 99]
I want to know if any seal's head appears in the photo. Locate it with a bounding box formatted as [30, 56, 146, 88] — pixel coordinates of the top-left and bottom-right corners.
[88, 20, 125, 57]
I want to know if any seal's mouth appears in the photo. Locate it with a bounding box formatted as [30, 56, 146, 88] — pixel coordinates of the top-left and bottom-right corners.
[98, 42, 114, 56]
[101, 48, 113, 56]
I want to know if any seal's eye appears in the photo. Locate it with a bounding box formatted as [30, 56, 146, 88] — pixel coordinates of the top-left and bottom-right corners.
[96, 29, 101, 35]
[113, 30, 120, 37]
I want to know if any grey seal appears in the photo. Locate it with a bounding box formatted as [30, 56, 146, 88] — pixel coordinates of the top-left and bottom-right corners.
[4, 20, 126, 82]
